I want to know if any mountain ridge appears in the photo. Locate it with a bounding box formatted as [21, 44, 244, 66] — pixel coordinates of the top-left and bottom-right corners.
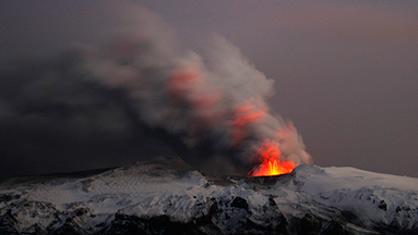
[1, 157, 417, 235]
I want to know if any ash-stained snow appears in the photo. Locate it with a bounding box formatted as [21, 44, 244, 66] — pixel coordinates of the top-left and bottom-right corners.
[0, 158, 417, 235]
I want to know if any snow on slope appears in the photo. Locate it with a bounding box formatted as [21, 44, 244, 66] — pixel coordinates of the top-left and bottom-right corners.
[0, 158, 417, 234]
[295, 167, 418, 228]
[294, 166, 418, 230]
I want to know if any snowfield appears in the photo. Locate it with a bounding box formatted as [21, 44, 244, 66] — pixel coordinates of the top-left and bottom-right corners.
[0, 157, 417, 235]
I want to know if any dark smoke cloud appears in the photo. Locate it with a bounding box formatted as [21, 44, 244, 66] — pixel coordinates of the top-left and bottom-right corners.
[0, 53, 174, 175]
[0, 1, 311, 177]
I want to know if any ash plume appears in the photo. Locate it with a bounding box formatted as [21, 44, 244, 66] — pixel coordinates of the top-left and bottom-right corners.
[82, 14, 312, 173]
[0, 3, 311, 175]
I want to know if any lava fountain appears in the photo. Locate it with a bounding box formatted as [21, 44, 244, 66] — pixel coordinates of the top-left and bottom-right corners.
[249, 140, 296, 177]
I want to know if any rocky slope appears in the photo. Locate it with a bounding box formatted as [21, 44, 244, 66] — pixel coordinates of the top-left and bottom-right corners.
[1, 157, 417, 235]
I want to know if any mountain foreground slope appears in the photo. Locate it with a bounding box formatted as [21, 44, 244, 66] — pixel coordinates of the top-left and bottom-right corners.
[1, 157, 417, 235]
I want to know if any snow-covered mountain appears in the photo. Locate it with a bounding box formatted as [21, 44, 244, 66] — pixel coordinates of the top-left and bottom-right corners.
[1, 157, 417, 235]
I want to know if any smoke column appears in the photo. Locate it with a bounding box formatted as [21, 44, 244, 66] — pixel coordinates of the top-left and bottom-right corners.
[81, 11, 312, 176]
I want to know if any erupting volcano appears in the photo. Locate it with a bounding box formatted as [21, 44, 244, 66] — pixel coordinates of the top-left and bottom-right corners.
[85, 24, 312, 177]
[2, 1, 418, 235]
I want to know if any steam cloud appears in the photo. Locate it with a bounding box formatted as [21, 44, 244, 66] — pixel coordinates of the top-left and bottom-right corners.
[0, 4, 311, 175]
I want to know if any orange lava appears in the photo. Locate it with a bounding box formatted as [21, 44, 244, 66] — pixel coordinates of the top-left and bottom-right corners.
[249, 140, 296, 177]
